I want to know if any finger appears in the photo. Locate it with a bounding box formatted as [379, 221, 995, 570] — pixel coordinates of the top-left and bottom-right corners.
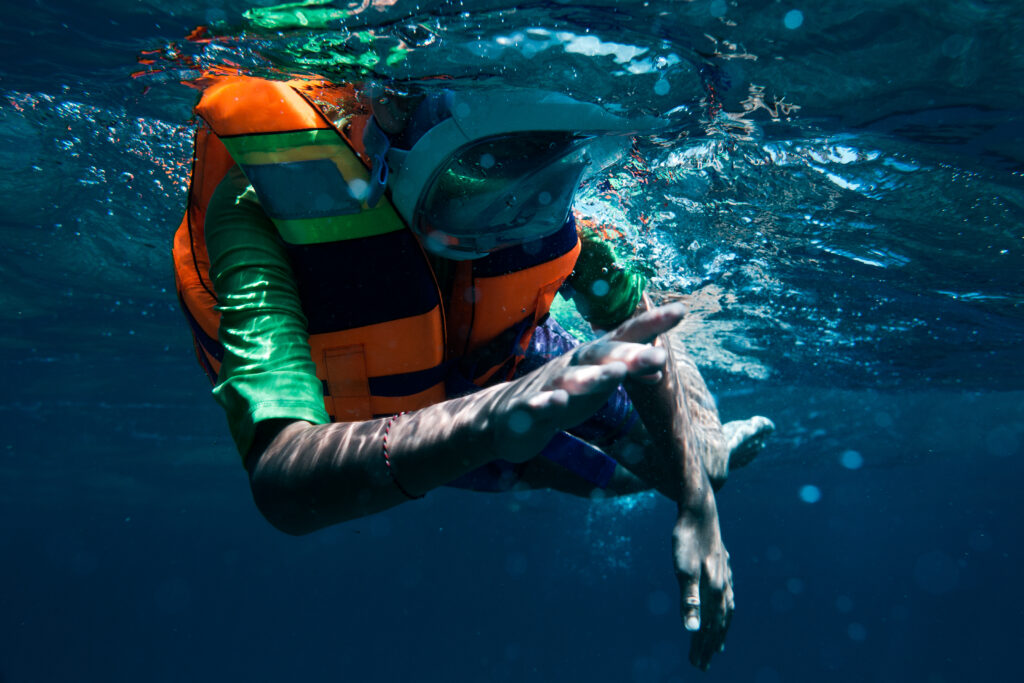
[691, 614, 722, 670]
[525, 388, 569, 415]
[606, 302, 685, 344]
[700, 563, 735, 665]
[698, 590, 729, 669]
[717, 590, 734, 654]
[689, 620, 715, 671]
[717, 557, 735, 656]
[630, 370, 664, 385]
[503, 390, 570, 440]
[688, 582, 721, 670]
[680, 576, 701, 633]
[554, 362, 627, 395]
[639, 291, 653, 313]
[574, 341, 667, 375]
[688, 629, 704, 670]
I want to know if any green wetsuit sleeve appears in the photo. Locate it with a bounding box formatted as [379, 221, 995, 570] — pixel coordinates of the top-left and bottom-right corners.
[205, 166, 330, 460]
[566, 225, 647, 330]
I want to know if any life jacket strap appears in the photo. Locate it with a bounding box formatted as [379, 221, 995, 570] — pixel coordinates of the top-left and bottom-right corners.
[539, 431, 618, 489]
[361, 117, 391, 208]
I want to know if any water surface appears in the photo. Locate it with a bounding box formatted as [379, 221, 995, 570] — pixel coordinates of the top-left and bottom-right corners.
[2, 2, 1022, 681]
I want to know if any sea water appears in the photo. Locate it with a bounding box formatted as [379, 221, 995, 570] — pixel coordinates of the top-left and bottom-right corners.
[2, 1, 1022, 681]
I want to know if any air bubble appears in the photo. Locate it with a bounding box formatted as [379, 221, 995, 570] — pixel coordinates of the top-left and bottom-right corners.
[840, 450, 863, 470]
[784, 9, 804, 29]
[508, 410, 532, 434]
[348, 178, 368, 199]
[799, 484, 821, 503]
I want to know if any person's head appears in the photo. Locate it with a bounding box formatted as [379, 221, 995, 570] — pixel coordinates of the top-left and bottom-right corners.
[364, 85, 661, 259]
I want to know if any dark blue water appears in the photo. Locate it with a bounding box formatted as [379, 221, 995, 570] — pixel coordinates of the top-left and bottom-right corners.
[2, 1, 1023, 681]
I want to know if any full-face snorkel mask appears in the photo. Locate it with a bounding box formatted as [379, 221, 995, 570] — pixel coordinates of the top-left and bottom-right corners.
[363, 87, 663, 260]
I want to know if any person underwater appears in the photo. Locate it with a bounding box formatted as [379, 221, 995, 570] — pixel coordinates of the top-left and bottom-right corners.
[172, 75, 774, 671]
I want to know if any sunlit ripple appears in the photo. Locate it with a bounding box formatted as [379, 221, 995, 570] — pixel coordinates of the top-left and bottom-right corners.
[27, 0, 1024, 390]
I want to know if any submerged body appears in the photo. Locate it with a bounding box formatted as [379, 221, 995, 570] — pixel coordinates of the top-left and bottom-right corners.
[173, 76, 773, 670]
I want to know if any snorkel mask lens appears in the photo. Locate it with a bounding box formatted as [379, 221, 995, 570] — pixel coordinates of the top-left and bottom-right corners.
[416, 132, 595, 258]
[376, 85, 658, 260]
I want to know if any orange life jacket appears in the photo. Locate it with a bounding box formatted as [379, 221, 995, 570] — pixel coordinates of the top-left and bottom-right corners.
[173, 76, 580, 422]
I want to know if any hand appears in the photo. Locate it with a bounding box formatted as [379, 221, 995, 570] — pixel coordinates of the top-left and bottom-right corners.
[675, 477, 734, 671]
[488, 303, 686, 463]
[620, 297, 737, 670]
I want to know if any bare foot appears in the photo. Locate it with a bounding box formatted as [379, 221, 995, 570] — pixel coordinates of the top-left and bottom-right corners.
[722, 416, 774, 474]
[699, 416, 774, 491]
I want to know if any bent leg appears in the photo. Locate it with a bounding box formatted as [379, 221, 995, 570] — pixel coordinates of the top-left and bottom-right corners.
[612, 335, 774, 492]
[723, 416, 776, 472]
[512, 319, 773, 496]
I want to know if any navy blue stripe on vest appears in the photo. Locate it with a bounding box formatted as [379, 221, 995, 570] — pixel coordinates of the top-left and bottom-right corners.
[471, 215, 578, 278]
[284, 229, 440, 335]
[178, 291, 225, 363]
[366, 361, 450, 397]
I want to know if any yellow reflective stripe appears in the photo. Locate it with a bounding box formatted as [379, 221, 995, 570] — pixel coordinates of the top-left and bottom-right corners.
[232, 143, 366, 179]
[219, 125, 410, 245]
[222, 129, 336, 156]
[223, 134, 368, 182]
[274, 200, 405, 245]
[242, 147, 367, 180]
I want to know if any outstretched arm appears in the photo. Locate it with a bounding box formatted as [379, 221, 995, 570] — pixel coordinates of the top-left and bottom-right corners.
[246, 305, 687, 535]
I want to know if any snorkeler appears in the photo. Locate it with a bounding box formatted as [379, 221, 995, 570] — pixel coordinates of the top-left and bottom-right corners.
[172, 76, 773, 670]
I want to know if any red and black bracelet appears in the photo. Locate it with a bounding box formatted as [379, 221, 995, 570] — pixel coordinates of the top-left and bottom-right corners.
[382, 412, 423, 500]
